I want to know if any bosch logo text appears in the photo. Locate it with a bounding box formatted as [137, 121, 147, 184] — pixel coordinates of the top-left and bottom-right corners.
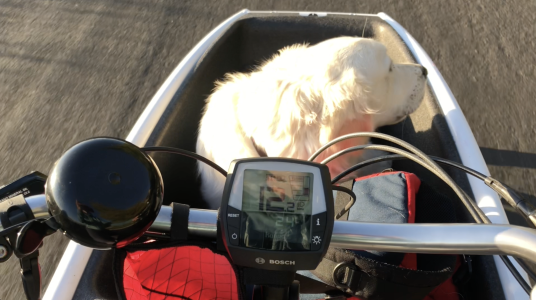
[269, 260, 295, 265]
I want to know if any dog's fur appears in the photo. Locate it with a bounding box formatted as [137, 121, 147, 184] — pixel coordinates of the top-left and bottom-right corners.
[196, 37, 427, 209]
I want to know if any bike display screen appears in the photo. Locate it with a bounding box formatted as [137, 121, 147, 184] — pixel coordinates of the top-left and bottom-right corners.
[240, 169, 313, 251]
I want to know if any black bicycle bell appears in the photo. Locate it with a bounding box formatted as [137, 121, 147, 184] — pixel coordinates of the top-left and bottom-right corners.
[45, 137, 163, 249]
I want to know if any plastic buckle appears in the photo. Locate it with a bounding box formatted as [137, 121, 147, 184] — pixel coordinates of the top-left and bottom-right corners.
[20, 250, 41, 300]
[332, 262, 358, 291]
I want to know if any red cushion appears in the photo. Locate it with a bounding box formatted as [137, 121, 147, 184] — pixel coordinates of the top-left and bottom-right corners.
[123, 246, 238, 300]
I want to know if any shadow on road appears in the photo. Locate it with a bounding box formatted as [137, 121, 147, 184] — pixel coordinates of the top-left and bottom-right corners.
[480, 147, 536, 169]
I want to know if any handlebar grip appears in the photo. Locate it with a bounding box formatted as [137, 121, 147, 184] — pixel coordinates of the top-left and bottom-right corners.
[150, 206, 217, 238]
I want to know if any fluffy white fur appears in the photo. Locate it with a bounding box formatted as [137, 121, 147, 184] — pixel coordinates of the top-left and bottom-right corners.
[196, 37, 427, 209]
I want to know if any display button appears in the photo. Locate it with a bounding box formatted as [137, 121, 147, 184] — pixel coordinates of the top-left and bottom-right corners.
[311, 232, 323, 251]
[227, 206, 241, 229]
[312, 212, 326, 232]
[228, 225, 240, 246]
[311, 212, 327, 251]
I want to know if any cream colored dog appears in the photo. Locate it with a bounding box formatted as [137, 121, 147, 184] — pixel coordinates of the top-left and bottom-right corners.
[196, 37, 427, 209]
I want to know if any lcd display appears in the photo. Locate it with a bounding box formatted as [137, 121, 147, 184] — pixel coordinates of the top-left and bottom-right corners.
[241, 169, 313, 251]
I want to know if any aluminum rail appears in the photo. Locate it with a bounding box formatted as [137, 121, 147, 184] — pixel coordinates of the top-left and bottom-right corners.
[10, 195, 536, 297]
[11, 195, 536, 266]
[12, 195, 536, 264]
[152, 204, 536, 264]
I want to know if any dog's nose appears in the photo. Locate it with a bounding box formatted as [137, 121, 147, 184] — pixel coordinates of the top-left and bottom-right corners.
[421, 66, 428, 77]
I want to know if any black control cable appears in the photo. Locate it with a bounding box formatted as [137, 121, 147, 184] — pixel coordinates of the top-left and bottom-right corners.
[141, 147, 228, 177]
[318, 143, 483, 223]
[331, 185, 356, 220]
[331, 153, 536, 229]
[309, 132, 483, 224]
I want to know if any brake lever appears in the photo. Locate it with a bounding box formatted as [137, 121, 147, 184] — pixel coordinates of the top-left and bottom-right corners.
[0, 222, 27, 263]
[0, 170, 49, 300]
[0, 172, 47, 231]
[0, 171, 47, 202]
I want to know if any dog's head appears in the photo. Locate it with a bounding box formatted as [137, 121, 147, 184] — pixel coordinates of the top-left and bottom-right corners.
[243, 37, 427, 169]
[256, 37, 427, 174]
[303, 36, 427, 129]
[261, 37, 427, 137]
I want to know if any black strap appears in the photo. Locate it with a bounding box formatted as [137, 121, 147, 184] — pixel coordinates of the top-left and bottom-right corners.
[313, 257, 445, 300]
[20, 250, 41, 300]
[453, 255, 473, 285]
[243, 268, 296, 287]
[295, 273, 343, 295]
[170, 203, 189, 241]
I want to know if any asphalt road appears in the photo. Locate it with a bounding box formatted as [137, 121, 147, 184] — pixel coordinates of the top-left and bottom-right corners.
[1, 0, 535, 299]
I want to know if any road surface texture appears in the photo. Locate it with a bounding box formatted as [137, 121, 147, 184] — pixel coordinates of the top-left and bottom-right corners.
[1, 0, 535, 299]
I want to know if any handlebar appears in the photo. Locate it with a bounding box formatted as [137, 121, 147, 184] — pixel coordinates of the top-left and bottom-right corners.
[5, 137, 535, 300]
[15, 195, 536, 265]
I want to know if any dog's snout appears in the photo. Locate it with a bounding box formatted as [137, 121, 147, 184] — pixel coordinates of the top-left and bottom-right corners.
[421, 66, 428, 77]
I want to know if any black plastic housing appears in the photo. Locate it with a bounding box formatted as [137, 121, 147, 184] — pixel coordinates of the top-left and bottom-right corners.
[0, 171, 47, 203]
[220, 158, 334, 271]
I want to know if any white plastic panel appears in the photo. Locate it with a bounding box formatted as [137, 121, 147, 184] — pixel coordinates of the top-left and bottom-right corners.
[41, 241, 93, 300]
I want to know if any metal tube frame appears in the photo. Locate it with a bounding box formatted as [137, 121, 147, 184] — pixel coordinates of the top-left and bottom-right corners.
[15, 195, 536, 267]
